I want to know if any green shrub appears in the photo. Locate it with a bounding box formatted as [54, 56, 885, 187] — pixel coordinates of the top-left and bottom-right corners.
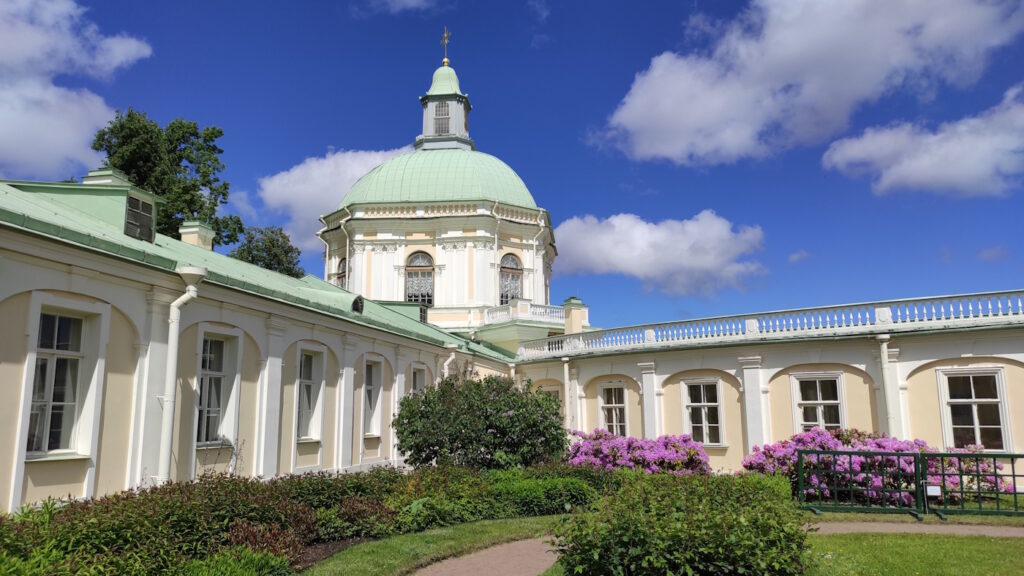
[553, 473, 807, 576]
[270, 467, 403, 510]
[393, 375, 567, 469]
[315, 496, 397, 541]
[492, 477, 597, 516]
[174, 546, 293, 576]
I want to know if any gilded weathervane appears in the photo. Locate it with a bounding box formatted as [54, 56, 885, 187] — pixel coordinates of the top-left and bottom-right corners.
[441, 26, 451, 65]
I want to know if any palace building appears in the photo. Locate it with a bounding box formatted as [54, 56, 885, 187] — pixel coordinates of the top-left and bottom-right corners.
[1, 55, 1022, 512]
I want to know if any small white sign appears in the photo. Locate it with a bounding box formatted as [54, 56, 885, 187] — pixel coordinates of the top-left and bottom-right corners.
[926, 485, 942, 497]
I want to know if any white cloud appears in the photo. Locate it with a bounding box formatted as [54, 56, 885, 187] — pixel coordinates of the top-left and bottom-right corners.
[823, 84, 1024, 196]
[527, 0, 549, 22]
[604, 0, 1024, 165]
[257, 147, 409, 251]
[357, 0, 436, 14]
[978, 246, 1009, 262]
[553, 211, 764, 296]
[788, 249, 809, 264]
[0, 0, 152, 178]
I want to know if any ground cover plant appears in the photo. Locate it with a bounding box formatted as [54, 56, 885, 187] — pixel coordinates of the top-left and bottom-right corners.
[393, 375, 567, 469]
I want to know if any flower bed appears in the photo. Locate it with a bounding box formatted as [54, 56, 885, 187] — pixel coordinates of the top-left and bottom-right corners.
[566, 429, 711, 475]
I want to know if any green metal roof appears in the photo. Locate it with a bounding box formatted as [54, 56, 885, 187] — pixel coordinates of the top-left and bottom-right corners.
[338, 149, 537, 210]
[0, 180, 513, 364]
[426, 64, 463, 96]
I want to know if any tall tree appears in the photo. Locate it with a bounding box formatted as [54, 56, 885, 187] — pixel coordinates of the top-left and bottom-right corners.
[228, 226, 306, 278]
[91, 108, 243, 245]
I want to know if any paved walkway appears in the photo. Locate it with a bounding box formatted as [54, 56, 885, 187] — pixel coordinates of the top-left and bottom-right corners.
[413, 522, 1024, 576]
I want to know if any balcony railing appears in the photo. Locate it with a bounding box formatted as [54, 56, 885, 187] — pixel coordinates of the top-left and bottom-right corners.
[517, 290, 1024, 361]
[483, 301, 566, 325]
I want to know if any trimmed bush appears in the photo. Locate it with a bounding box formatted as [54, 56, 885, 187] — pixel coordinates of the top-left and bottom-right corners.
[393, 375, 566, 469]
[174, 546, 293, 576]
[567, 429, 711, 475]
[553, 472, 807, 576]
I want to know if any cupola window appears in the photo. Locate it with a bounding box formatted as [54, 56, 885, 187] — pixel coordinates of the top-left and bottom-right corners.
[405, 252, 434, 307]
[499, 253, 522, 305]
[331, 258, 347, 290]
[434, 101, 450, 135]
[124, 195, 155, 242]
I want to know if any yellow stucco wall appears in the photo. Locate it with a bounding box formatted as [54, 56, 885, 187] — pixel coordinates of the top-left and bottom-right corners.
[768, 363, 878, 442]
[906, 356, 1024, 451]
[0, 292, 30, 506]
[531, 378, 565, 418]
[296, 441, 320, 468]
[661, 369, 744, 472]
[582, 375, 643, 437]
[93, 307, 137, 497]
[22, 459, 88, 503]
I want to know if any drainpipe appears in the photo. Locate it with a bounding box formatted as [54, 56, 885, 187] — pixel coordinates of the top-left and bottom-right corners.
[156, 266, 207, 485]
[491, 201, 500, 305]
[442, 344, 458, 379]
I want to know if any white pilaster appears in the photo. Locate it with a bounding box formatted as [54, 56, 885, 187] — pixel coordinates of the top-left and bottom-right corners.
[135, 288, 175, 487]
[638, 361, 658, 439]
[739, 356, 767, 451]
[338, 341, 358, 469]
[256, 315, 287, 477]
[876, 336, 907, 439]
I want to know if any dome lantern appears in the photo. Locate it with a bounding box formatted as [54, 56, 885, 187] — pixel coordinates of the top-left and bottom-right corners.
[417, 28, 473, 151]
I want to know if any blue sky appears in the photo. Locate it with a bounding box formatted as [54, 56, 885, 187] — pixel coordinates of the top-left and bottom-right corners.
[2, 0, 1023, 328]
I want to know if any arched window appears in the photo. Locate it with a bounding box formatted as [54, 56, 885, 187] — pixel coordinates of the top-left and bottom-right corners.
[405, 252, 434, 307]
[331, 258, 347, 290]
[499, 253, 522, 305]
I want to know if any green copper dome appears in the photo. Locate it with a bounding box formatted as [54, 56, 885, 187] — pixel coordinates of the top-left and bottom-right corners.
[426, 64, 463, 96]
[338, 149, 537, 210]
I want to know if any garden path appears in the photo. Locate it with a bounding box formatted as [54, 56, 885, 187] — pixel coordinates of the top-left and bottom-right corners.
[412, 538, 556, 576]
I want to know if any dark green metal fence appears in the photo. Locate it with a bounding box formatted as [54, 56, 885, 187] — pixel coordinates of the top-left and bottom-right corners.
[796, 449, 1024, 519]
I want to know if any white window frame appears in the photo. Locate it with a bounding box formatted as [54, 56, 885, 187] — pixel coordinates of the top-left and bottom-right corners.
[192, 324, 242, 462]
[597, 382, 628, 436]
[681, 377, 726, 447]
[363, 356, 383, 438]
[295, 343, 326, 443]
[936, 367, 1013, 452]
[790, 372, 846, 433]
[11, 292, 110, 512]
[409, 363, 428, 395]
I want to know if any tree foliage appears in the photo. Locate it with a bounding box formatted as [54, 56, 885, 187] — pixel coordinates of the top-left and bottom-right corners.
[228, 226, 306, 278]
[91, 108, 243, 245]
[393, 376, 567, 469]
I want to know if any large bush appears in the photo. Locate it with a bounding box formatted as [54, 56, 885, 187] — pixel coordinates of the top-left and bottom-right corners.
[566, 429, 711, 475]
[552, 472, 807, 576]
[393, 375, 567, 469]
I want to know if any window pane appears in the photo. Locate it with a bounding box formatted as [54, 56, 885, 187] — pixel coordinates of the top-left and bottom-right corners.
[688, 385, 702, 405]
[950, 404, 974, 426]
[802, 406, 818, 424]
[703, 384, 718, 404]
[820, 380, 839, 401]
[972, 375, 998, 399]
[31, 358, 48, 402]
[952, 426, 975, 448]
[979, 427, 1004, 450]
[707, 425, 721, 445]
[47, 404, 73, 450]
[691, 426, 704, 443]
[823, 405, 841, 426]
[300, 354, 314, 381]
[52, 358, 78, 403]
[204, 413, 221, 442]
[604, 387, 623, 405]
[205, 377, 222, 409]
[948, 376, 972, 399]
[407, 252, 433, 267]
[799, 380, 818, 401]
[55, 317, 82, 352]
[707, 407, 720, 425]
[690, 406, 703, 425]
[977, 404, 1001, 426]
[38, 314, 56, 349]
[26, 405, 45, 452]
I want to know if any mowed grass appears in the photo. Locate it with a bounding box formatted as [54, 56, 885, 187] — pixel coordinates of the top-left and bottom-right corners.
[305, 515, 563, 576]
[541, 533, 1024, 576]
[810, 510, 1024, 526]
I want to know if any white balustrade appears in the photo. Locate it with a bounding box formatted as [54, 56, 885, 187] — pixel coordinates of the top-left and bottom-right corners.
[517, 290, 1024, 361]
[483, 302, 566, 325]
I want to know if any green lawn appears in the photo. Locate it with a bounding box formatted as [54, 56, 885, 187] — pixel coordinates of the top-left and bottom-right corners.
[810, 510, 1024, 526]
[305, 516, 563, 576]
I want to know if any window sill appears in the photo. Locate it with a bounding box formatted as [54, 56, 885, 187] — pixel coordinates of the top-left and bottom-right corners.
[702, 444, 729, 450]
[196, 441, 234, 450]
[363, 433, 381, 439]
[25, 451, 90, 462]
[297, 437, 321, 445]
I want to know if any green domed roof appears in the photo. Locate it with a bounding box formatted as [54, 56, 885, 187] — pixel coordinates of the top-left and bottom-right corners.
[339, 149, 537, 210]
[426, 63, 463, 96]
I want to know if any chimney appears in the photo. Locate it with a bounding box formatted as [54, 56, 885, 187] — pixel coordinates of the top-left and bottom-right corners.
[82, 166, 134, 187]
[179, 221, 215, 250]
[563, 296, 589, 335]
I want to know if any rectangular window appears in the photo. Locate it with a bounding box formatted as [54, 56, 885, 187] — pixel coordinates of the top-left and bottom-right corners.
[364, 361, 381, 436]
[797, 378, 841, 431]
[686, 381, 721, 445]
[297, 352, 319, 440]
[197, 338, 225, 444]
[27, 313, 83, 453]
[411, 367, 426, 394]
[601, 386, 626, 436]
[946, 374, 1004, 449]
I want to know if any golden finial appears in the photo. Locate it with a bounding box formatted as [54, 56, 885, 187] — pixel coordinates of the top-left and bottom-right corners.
[441, 26, 451, 66]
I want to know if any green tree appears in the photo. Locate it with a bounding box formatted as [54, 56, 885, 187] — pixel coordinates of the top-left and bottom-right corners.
[393, 375, 567, 469]
[91, 108, 243, 245]
[228, 226, 306, 278]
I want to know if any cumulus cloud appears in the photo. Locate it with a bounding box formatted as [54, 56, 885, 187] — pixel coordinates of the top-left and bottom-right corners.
[788, 249, 810, 264]
[603, 0, 1024, 165]
[823, 84, 1024, 196]
[0, 0, 152, 178]
[977, 246, 1009, 262]
[554, 211, 764, 296]
[257, 147, 409, 251]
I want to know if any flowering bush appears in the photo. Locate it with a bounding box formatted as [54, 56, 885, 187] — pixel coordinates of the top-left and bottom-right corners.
[742, 428, 1014, 507]
[566, 429, 710, 475]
